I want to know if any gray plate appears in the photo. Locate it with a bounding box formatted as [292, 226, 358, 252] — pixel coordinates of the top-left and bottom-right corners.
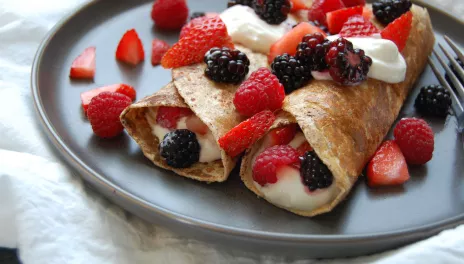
[31, 0, 464, 258]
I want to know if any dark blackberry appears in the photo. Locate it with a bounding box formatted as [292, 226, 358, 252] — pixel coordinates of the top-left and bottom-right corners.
[159, 129, 200, 168]
[204, 47, 250, 84]
[227, 0, 253, 8]
[271, 53, 312, 94]
[300, 151, 333, 191]
[373, 0, 412, 25]
[325, 37, 372, 86]
[308, 21, 330, 35]
[295, 33, 330, 71]
[414, 85, 452, 117]
[445, 57, 464, 87]
[253, 0, 291, 25]
[190, 12, 205, 20]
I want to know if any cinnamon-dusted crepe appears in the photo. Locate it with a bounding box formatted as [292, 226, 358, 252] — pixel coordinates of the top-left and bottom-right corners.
[121, 45, 267, 182]
[240, 5, 435, 216]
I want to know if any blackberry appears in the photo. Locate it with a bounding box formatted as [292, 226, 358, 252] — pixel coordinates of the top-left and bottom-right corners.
[300, 151, 333, 191]
[271, 53, 312, 94]
[295, 33, 330, 71]
[373, 0, 412, 25]
[204, 47, 250, 84]
[325, 37, 372, 86]
[253, 0, 291, 25]
[190, 12, 205, 20]
[159, 129, 200, 168]
[445, 57, 464, 87]
[308, 21, 330, 35]
[415, 85, 452, 117]
[227, 0, 253, 8]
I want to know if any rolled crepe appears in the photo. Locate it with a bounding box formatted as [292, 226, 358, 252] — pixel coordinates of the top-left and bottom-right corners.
[240, 5, 435, 216]
[121, 45, 268, 182]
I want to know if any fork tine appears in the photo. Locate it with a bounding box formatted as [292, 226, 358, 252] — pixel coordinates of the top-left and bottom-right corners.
[444, 36, 464, 64]
[432, 49, 464, 100]
[438, 43, 464, 87]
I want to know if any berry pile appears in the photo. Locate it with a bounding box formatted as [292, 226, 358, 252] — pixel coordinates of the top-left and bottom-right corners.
[204, 47, 250, 84]
[373, 0, 412, 25]
[159, 129, 200, 168]
[271, 54, 312, 94]
[414, 85, 452, 117]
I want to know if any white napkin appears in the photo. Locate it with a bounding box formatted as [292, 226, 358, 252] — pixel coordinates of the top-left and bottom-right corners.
[1, 0, 464, 263]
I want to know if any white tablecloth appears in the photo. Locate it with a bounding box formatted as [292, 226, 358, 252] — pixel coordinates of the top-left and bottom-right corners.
[1, 0, 464, 263]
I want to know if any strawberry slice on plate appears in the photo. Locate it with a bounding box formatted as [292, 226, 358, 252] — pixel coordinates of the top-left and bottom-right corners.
[116, 29, 145, 66]
[69, 46, 96, 79]
[151, 39, 170, 66]
[308, 0, 345, 26]
[339, 15, 380, 38]
[80, 84, 136, 114]
[380, 11, 413, 52]
[326, 6, 363, 34]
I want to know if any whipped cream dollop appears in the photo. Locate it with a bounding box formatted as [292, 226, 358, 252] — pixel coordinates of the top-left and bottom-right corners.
[146, 108, 221, 163]
[220, 5, 296, 54]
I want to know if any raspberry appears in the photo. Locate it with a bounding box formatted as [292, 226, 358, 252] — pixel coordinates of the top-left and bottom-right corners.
[151, 0, 189, 30]
[295, 33, 331, 71]
[234, 68, 285, 116]
[252, 145, 300, 186]
[159, 129, 200, 168]
[373, 0, 412, 25]
[339, 15, 380, 38]
[204, 47, 250, 84]
[253, 0, 291, 25]
[156, 106, 193, 130]
[393, 118, 434, 165]
[300, 151, 333, 191]
[151, 39, 170, 66]
[87, 92, 132, 138]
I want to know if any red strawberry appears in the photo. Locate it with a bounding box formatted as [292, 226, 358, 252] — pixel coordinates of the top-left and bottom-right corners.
[394, 118, 434, 165]
[151, 0, 189, 30]
[151, 39, 170, 66]
[161, 17, 234, 69]
[116, 29, 145, 66]
[268, 125, 297, 146]
[341, 0, 365, 7]
[326, 6, 363, 34]
[87, 92, 132, 138]
[69, 47, 96, 79]
[268, 22, 325, 64]
[180, 13, 218, 39]
[380, 11, 413, 52]
[252, 145, 300, 186]
[218, 110, 276, 157]
[297, 141, 313, 154]
[308, 0, 345, 26]
[291, 0, 308, 12]
[339, 15, 380, 38]
[186, 115, 209, 135]
[362, 6, 373, 21]
[367, 140, 410, 187]
[80, 84, 136, 114]
[156, 106, 193, 130]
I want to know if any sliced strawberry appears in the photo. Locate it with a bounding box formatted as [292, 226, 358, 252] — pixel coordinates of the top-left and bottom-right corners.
[341, 0, 365, 7]
[367, 140, 410, 187]
[218, 110, 276, 157]
[362, 6, 373, 21]
[80, 84, 136, 114]
[151, 39, 170, 66]
[156, 106, 193, 130]
[291, 0, 307, 12]
[308, 0, 345, 26]
[70, 47, 96, 79]
[326, 6, 363, 34]
[297, 141, 313, 155]
[116, 29, 145, 66]
[186, 115, 209, 135]
[339, 15, 380, 38]
[180, 13, 218, 39]
[269, 125, 297, 146]
[380, 11, 413, 52]
[268, 22, 326, 64]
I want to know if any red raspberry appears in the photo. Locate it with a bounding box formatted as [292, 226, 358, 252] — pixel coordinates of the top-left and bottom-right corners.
[393, 118, 434, 165]
[179, 13, 218, 39]
[252, 145, 300, 186]
[156, 106, 193, 130]
[233, 68, 285, 116]
[151, 0, 189, 30]
[87, 92, 132, 138]
[151, 39, 170, 66]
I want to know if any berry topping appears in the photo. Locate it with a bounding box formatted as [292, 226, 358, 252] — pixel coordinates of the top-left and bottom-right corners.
[308, 0, 345, 27]
[253, 0, 291, 25]
[268, 124, 297, 146]
[204, 47, 250, 84]
[339, 15, 380, 38]
[190, 12, 206, 20]
[151, 39, 170, 66]
[295, 32, 331, 71]
[186, 115, 209, 135]
[380, 11, 412, 52]
[271, 53, 312, 94]
[219, 110, 276, 157]
[70, 46, 96, 79]
[342, 0, 366, 7]
[234, 68, 285, 116]
[156, 106, 193, 130]
[326, 6, 363, 34]
[325, 37, 372, 85]
[159, 129, 200, 168]
[252, 145, 300, 186]
[80, 84, 136, 114]
[393, 118, 434, 165]
[300, 150, 333, 191]
[308, 21, 330, 35]
[87, 92, 132, 138]
[116, 29, 145, 66]
[151, 0, 189, 30]
[290, 0, 308, 12]
[414, 85, 452, 117]
[161, 17, 234, 69]
[373, 0, 412, 25]
[227, 0, 253, 8]
[367, 140, 410, 187]
[180, 13, 218, 39]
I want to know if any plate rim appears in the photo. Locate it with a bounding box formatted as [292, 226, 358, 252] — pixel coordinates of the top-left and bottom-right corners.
[31, 0, 464, 244]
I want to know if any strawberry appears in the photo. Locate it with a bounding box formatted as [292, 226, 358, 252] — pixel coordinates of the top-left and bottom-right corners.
[69, 47, 96, 79]
[308, 0, 345, 26]
[151, 39, 170, 66]
[218, 110, 276, 157]
[367, 140, 410, 187]
[380, 11, 413, 52]
[326, 6, 363, 34]
[156, 106, 193, 130]
[341, 0, 365, 7]
[339, 15, 380, 38]
[116, 29, 145, 66]
[161, 17, 234, 69]
[151, 0, 189, 30]
[186, 115, 209, 135]
[291, 0, 307, 12]
[268, 22, 325, 64]
[362, 6, 373, 21]
[180, 13, 218, 39]
[268, 125, 297, 146]
[80, 84, 136, 114]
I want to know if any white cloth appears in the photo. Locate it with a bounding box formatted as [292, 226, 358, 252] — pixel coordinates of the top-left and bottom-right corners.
[1, 0, 464, 263]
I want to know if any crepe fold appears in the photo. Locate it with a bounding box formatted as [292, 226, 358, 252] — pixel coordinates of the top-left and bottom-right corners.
[240, 5, 435, 216]
[121, 45, 267, 182]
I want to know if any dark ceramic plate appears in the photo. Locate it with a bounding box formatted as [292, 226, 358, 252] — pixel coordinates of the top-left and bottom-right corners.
[32, 0, 464, 258]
